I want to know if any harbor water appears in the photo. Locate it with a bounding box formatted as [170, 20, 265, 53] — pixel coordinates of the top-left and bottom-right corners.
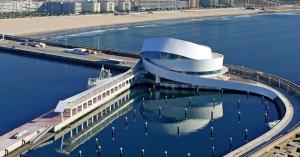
[41, 12, 300, 84]
[0, 12, 299, 156]
[24, 86, 279, 157]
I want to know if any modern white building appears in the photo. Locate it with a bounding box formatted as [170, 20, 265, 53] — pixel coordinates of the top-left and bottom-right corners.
[142, 38, 227, 84]
[141, 37, 279, 100]
[100, 1, 115, 12]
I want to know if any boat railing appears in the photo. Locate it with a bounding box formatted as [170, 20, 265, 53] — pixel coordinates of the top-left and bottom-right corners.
[71, 69, 135, 106]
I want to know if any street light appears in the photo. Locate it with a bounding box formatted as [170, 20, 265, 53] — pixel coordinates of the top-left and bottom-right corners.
[97, 36, 100, 52]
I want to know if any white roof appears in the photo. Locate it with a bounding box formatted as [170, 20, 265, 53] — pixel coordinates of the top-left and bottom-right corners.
[142, 37, 212, 60]
[54, 100, 67, 113]
[54, 73, 125, 113]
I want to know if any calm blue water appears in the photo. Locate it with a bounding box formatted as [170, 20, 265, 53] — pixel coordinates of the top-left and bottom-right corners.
[0, 52, 101, 135]
[41, 12, 300, 84]
[24, 87, 278, 157]
[0, 12, 299, 157]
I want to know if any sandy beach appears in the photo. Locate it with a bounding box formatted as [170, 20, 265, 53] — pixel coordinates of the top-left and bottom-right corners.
[0, 8, 263, 36]
[1, 6, 299, 36]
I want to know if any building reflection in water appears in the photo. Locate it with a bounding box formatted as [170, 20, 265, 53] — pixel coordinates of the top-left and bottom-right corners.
[141, 90, 223, 136]
[52, 87, 223, 154]
[54, 89, 142, 154]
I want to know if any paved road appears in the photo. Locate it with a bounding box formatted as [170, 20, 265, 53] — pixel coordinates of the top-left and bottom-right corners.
[0, 40, 138, 68]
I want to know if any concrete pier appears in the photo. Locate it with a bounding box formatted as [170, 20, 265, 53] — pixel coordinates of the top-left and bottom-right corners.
[0, 61, 136, 157]
[0, 38, 139, 70]
[0, 39, 299, 157]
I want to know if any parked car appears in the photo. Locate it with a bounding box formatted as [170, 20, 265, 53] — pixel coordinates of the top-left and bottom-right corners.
[64, 48, 88, 55]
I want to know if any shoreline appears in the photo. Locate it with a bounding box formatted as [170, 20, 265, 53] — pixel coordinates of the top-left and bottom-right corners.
[0, 8, 262, 36]
[29, 14, 252, 38]
[22, 10, 300, 37]
[1, 7, 300, 37]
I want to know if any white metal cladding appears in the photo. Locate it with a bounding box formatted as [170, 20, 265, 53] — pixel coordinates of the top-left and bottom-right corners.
[143, 58, 278, 99]
[148, 53, 223, 72]
[142, 38, 213, 60]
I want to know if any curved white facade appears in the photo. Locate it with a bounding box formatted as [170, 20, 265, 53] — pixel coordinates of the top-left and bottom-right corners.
[142, 38, 225, 78]
[142, 38, 213, 60]
[141, 38, 279, 99]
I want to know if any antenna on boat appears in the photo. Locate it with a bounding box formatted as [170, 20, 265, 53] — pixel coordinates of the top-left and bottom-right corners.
[88, 65, 112, 88]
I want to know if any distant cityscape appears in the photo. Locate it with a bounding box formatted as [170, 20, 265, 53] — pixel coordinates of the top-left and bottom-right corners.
[0, 0, 298, 17]
[0, 0, 199, 15]
[0, 0, 268, 16]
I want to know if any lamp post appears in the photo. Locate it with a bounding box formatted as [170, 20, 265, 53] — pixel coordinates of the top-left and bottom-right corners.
[97, 36, 100, 52]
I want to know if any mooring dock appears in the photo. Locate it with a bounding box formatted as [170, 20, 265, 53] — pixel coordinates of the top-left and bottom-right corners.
[0, 36, 140, 157]
[0, 62, 137, 157]
[0, 111, 58, 157]
[1, 62, 296, 157]
[0, 36, 300, 157]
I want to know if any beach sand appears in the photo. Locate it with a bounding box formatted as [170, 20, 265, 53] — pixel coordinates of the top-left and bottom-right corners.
[0, 8, 262, 36]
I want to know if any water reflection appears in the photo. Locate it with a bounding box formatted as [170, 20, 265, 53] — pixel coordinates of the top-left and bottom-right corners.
[54, 89, 142, 154]
[142, 91, 223, 136]
[25, 86, 279, 157]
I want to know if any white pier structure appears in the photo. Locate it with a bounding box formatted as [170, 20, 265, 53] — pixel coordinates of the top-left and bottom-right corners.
[53, 67, 136, 132]
[141, 38, 293, 157]
[142, 38, 279, 99]
[54, 90, 138, 154]
[0, 37, 295, 157]
[52, 38, 293, 156]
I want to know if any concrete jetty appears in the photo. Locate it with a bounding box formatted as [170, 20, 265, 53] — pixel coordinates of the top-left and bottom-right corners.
[0, 37, 139, 70]
[0, 65, 136, 157]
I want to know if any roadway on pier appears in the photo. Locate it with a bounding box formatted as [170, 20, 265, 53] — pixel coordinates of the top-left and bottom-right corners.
[0, 39, 138, 69]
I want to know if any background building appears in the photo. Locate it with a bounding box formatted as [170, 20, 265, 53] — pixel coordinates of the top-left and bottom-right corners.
[100, 1, 115, 12]
[200, 0, 234, 7]
[188, 0, 199, 8]
[117, 0, 132, 11]
[38, 1, 82, 15]
[137, 0, 177, 10]
[82, 1, 101, 13]
[218, 0, 234, 6]
[38, 1, 63, 14]
[0, 1, 43, 13]
[200, 0, 218, 7]
[177, 0, 188, 8]
[62, 2, 82, 14]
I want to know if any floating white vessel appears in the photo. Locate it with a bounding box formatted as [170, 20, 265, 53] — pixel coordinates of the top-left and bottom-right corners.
[268, 120, 280, 128]
[88, 66, 112, 88]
